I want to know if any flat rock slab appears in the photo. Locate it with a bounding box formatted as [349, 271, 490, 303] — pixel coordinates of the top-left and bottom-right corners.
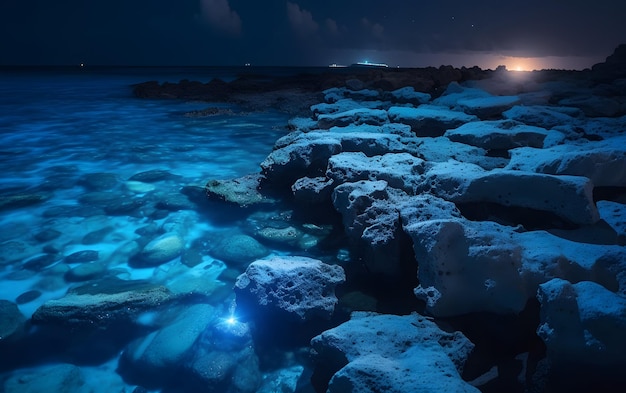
[503, 105, 582, 129]
[32, 278, 174, 328]
[420, 161, 599, 225]
[597, 200, 626, 244]
[317, 108, 389, 129]
[205, 174, 276, 207]
[445, 120, 551, 150]
[235, 256, 345, 321]
[457, 95, 520, 118]
[506, 136, 626, 187]
[388, 105, 478, 137]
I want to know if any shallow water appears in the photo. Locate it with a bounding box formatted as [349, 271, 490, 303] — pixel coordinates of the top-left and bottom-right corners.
[0, 67, 337, 392]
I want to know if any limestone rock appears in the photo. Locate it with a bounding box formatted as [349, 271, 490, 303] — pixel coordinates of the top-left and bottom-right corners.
[388, 105, 478, 137]
[506, 136, 626, 187]
[537, 278, 626, 368]
[597, 201, 626, 244]
[420, 161, 600, 225]
[317, 108, 389, 129]
[311, 312, 478, 393]
[502, 105, 583, 129]
[235, 256, 345, 321]
[457, 95, 520, 118]
[327, 152, 426, 193]
[444, 120, 551, 150]
[385, 86, 431, 105]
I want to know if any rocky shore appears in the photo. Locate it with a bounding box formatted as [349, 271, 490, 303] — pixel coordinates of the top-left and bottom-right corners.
[1, 46, 625, 393]
[197, 46, 626, 392]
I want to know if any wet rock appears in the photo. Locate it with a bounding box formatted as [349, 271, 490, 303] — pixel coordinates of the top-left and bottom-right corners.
[32, 277, 174, 328]
[311, 98, 387, 116]
[139, 233, 185, 266]
[121, 303, 215, 383]
[23, 253, 59, 270]
[0, 192, 50, 211]
[125, 180, 156, 193]
[2, 364, 85, 393]
[33, 228, 62, 242]
[129, 169, 176, 182]
[82, 226, 114, 244]
[255, 226, 303, 247]
[65, 261, 108, 282]
[64, 249, 99, 264]
[210, 234, 269, 268]
[0, 300, 25, 341]
[311, 312, 477, 393]
[257, 366, 304, 393]
[388, 105, 478, 137]
[155, 193, 195, 211]
[1, 240, 32, 266]
[206, 174, 276, 207]
[15, 290, 42, 304]
[78, 172, 119, 191]
[235, 256, 345, 321]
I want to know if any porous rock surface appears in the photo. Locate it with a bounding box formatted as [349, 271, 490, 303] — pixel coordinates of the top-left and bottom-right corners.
[234, 256, 345, 321]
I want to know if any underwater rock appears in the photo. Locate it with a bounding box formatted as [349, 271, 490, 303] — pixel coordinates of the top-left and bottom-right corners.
[257, 366, 304, 393]
[210, 233, 269, 268]
[125, 180, 156, 193]
[78, 172, 119, 191]
[255, 226, 303, 247]
[139, 232, 185, 266]
[387, 105, 478, 137]
[537, 279, 626, 379]
[444, 120, 552, 151]
[205, 173, 276, 207]
[65, 261, 108, 282]
[311, 312, 478, 393]
[2, 364, 86, 393]
[234, 256, 345, 321]
[33, 228, 62, 242]
[64, 249, 99, 264]
[22, 253, 59, 270]
[31, 277, 174, 328]
[129, 169, 177, 182]
[0, 192, 50, 211]
[155, 192, 196, 211]
[419, 161, 600, 225]
[506, 136, 626, 187]
[121, 303, 215, 384]
[15, 290, 42, 304]
[0, 300, 25, 341]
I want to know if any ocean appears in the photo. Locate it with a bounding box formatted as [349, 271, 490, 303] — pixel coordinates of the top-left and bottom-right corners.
[0, 66, 341, 392]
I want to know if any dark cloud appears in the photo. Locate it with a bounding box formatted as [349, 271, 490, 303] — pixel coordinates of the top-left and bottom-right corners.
[0, 0, 624, 68]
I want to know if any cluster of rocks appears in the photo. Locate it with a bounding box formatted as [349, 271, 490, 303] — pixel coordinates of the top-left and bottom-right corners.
[203, 47, 626, 392]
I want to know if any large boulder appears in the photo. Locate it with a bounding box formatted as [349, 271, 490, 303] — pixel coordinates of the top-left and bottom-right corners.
[419, 161, 600, 225]
[506, 136, 626, 187]
[502, 105, 583, 129]
[311, 312, 478, 393]
[234, 256, 345, 321]
[537, 278, 626, 384]
[388, 105, 478, 137]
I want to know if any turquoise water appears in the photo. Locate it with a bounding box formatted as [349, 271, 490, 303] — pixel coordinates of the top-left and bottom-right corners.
[0, 68, 336, 392]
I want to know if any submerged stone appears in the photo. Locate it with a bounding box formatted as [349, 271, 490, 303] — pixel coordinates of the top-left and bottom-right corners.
[139, 233, 185, 266]
[0, 300, 25, 341]
[210, 234, 269, 268]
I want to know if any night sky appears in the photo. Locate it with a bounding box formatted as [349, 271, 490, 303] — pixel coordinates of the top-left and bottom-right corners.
[1, 0, 625, 70]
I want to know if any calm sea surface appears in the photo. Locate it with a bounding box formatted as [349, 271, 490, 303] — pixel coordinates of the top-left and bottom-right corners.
[0, 66, 340, 392]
